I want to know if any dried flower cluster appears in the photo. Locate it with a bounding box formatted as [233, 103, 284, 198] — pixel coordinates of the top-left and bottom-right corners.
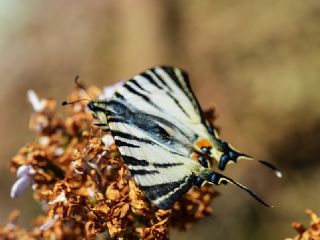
[286, 209, 320, 240]
[0, 85, 219, 239]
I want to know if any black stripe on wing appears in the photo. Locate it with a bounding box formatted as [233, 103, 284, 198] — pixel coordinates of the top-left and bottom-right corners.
[121, 155, 149, 166]
[122, 84, 162, 110]
[108, 116, 173, 141]
[167, 91, 190, 118]
[140, 73, 163, 90]
[139, 176, 194, 209]
[111, 130, 154, 145]
[153, 162, 184, 168]
[160, 66, 214, 132]
[114, 92, 125, 100]
[129, 169, 159, 175]
[123, 155, 184, 169]
[130, 79, 151, 93]
[113, 139, 140, 148]
[149, 69, 173, 92]
[142, 68, 192, 119]
[160, 67, 185, 93]
[160, 66, 199, 111]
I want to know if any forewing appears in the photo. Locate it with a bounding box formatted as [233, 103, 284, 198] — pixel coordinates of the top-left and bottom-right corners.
[111, 66, 217, 142]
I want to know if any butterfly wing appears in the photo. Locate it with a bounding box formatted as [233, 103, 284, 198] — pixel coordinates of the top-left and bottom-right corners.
[108, 118, 199, 209]
[89, 66, 275, 208]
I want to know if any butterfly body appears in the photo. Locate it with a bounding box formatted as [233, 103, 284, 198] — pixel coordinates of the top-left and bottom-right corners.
[87, 66, 280, 209]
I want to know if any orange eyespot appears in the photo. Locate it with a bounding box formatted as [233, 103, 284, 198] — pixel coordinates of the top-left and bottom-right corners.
[191, 152, 200, 161]
[195, 138, 212, 150]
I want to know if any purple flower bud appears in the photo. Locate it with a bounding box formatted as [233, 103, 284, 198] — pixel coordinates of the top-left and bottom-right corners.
[10, 175, 33, 198]
[11, 165, 35, 198]
[99, 81, 125, 101]
[39, 214, 59, 231]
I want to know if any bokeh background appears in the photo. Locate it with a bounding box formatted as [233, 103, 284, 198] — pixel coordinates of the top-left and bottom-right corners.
[1, 1, 319, 239]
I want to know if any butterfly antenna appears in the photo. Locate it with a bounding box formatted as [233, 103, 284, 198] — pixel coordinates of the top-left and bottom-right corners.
[61, 75, 95, 106]
[74, 75, 93, 101]
[62, 99, 91, 106]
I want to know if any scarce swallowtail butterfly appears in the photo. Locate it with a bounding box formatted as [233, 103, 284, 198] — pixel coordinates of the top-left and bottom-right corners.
[66, 66, 282, 210]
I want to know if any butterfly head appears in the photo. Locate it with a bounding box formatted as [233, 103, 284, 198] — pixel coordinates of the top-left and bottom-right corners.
[86, 101, 111, 126]
[87, 101, 109, 113]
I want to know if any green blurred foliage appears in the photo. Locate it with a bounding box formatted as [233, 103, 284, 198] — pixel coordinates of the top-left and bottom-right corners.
[0, 1, 319, 239]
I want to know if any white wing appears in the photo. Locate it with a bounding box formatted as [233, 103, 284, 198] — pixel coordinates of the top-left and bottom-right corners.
[109, 120, 199, 209]
[109, 66, 217, 148]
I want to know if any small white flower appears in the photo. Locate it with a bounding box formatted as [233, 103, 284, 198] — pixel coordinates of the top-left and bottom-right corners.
[27, 89, 47, 112]
[86, 187, 95, 198]
[39, 214, 59, 231]
[34, 115, 49, 132]
[73, 103, 82, 112]
[71, 161, 84, 174]
[99, 81, 125, 101]
[41, 200, 49, 211]
[96, 151, 107, 165]
[106, 165, 116, 173]
[39, 136, 50, 146]
[102, 135, 114, 149]
[10, 175, 33, 198]
[87, 161, 99, 171]
[54, 147, 64, 156]
[11, 165, 35, 198]
[16, 165, 35, 178]
[49, 191, 66, 205]
[6, 222, 15, 229]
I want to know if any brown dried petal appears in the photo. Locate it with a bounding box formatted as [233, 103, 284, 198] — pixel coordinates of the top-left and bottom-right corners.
[287, 209, 320, 240]
[106, 183, 121, 201]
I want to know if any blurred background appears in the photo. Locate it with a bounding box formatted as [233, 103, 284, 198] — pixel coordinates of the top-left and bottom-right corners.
[0, 1, 319, 239]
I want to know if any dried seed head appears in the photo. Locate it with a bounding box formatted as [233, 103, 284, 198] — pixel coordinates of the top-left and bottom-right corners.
[2, 86, 219, 239]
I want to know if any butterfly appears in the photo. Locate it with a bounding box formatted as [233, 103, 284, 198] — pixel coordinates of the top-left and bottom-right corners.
[67, 66, 281, 210]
